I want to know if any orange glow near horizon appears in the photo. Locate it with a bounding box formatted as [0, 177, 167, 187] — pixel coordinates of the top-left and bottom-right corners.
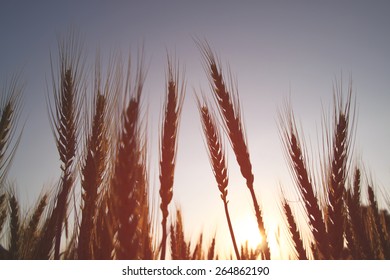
[235, 215, 263, 251]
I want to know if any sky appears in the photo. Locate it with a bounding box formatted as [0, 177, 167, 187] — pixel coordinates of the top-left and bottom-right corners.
[1, 0, 390, 258]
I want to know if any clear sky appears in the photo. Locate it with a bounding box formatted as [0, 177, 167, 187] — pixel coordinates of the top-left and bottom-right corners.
[1, 0, 390, 258]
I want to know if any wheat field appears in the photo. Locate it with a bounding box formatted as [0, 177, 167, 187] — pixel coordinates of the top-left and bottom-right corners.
[0, 34, 389, 260]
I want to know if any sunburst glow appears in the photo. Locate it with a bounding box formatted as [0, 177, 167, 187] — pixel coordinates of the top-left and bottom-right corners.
[235, 215, 263, 250]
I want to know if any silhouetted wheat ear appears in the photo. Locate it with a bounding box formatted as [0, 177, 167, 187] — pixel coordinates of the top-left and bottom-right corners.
[78, 90, 109, 259]
[191, 233, 203, 260]
[48, 30, 84, 259]
[9, 194, 20, 259]
[111, 94, 141, 258]
[0, 74, 23, 184]
[345, 167, 371, 259]
[240, 241, 261, 260]
[25, 194, 47, 241]
[279, 106, 329, 259]
[159, 58, 184, 260]
[198, 42, 270, 259]
[31, 190, 58, 259]
[197, 99, 240, 259]
[0, 193, 6, 235]
[281, 197, 308, 260]
[112, 96, 141, 259]
[109, 54, 150, 260]
[138, 161, 154, 260]
[326, 86, 354, 259]
[93, 193, 114, 259]
[207, 236, 216, 260]
[368, 185, 389, 258]
[170, 209, 190, 260]
[15, 193, 48, 259]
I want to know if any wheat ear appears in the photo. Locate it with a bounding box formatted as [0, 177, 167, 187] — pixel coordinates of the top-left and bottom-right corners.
[197, 98, 240, 259]
[159, 58, 184, 260]
[93, 192, 114, 259]
[198, 42, 270, 259]
[279, 105, 329, 259]
[110, 54, 147, 259]
[368, 185, 388, 258]
[345, 167, 371, 259]
[18, 193, 48, 259]
[326, 85, 354, 259]
[9, 194, 20, 259]
[78, 56, 114, 259]
[47, 30, 84, 259]
[0, 193, 6, 235]
[0, 74, 23, 184]
[281, 198, 308, 260]
[170, 209, 190, 259]
[207, 236, 216, 260]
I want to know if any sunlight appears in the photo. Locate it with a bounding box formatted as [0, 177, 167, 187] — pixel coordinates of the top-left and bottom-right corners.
[235, 215, 263, 250]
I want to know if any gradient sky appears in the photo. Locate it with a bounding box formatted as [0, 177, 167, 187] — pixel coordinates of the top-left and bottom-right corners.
[1, 0, 390, 258]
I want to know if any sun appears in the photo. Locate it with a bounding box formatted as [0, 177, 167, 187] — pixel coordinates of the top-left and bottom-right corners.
[235, 215, 263, 250]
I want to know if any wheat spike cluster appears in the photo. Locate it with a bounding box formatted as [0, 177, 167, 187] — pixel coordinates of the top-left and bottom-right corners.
[0, 33, 389, 260]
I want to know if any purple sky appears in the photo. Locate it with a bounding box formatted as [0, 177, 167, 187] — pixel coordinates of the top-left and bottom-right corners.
[1, 0, 390, 258]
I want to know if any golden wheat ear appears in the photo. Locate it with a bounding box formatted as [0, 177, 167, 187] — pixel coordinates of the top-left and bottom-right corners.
[159, 57, 185, 260]
[196, 96, 240, 260]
